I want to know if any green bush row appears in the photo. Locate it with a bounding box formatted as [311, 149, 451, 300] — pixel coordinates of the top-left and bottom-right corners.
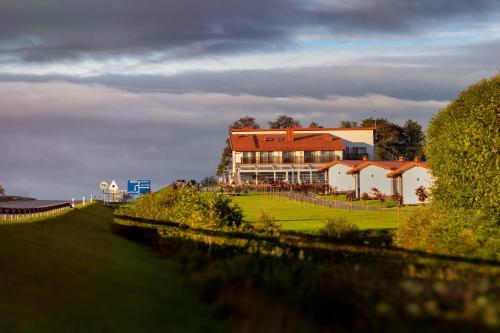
[115, 187, 243, 229]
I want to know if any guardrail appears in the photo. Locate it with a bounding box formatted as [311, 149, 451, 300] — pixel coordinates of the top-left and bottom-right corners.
[0, 201, 72, 221]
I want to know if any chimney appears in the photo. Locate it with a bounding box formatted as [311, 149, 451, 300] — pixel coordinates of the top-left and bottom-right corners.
[362, 155, 369, 161]
[398, 156, 406, 162]
[414, 156, 421, 162]
[286, 128, 294, 141]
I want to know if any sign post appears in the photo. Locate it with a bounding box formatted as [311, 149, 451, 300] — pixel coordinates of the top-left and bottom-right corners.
[99, 181, 109, 204]
[127, 180, 151, 197]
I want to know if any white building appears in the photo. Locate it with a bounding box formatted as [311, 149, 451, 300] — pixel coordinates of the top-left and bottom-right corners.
[387, 162, 433, 204]
[317, 160, 364, 192]
[228, 126, 375, 184]
[347, 159, 410, 198]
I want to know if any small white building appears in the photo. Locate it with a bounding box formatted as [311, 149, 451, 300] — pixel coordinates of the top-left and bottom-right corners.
[347, 160, 410, 198]
[387, 162, 433, 205]
[318, 160, 364, 192]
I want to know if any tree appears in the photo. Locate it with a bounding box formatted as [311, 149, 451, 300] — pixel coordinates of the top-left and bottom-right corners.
[401, 119, 425, 160]
[267, 115, 301, 128]
[426, 74, 499, 215]
[361, 117, 403, 160]
[308, 122, 323, 128]
[0, 184, 4, 196]
[201, 176, 218, 187]
[229, 116, 260, 129]
[395, 74, 500, 260]
[217, 116, 260, 176]
[339, 120, 359, 128]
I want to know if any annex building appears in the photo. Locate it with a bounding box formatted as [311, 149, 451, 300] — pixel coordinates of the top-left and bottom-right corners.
[227, 126, 375, 184]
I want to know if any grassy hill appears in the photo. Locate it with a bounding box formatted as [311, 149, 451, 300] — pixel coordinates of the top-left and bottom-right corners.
[0, 204, 219, 332]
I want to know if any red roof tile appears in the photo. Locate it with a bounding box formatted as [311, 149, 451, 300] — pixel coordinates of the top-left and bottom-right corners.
[346, 160, 410, 174]
[386, 162, 430, 178]
[230, 133, 344, 152]
[231, 127, 376, 132]
[317, 160, 365, 172]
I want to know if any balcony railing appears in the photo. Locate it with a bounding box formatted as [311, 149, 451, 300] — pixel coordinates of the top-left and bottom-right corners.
[241, 156, 336, 164]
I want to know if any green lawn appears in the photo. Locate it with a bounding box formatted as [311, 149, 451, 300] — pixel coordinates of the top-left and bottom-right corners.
[0, 204, 219, 333]
[232, 193, 410, 233]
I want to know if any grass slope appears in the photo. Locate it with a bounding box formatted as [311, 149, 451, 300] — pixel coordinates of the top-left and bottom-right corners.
[232, 193, 405, 232]
[0, 204, 219, 333]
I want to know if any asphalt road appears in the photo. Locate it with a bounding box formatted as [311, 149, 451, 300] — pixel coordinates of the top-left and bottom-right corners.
[0, 200, 71, 209]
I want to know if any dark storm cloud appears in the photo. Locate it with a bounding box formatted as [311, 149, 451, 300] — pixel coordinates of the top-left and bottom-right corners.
[0, 81, 446, 198]
[0, 0, 498, 62]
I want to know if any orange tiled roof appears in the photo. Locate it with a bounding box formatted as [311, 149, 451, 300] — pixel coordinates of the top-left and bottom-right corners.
[231, 127, 376, 132]
[386, 162, 430, 178]
[230, 132, 344, 152]
[317, 160, 365, 172]
[346, 160, 410, 174]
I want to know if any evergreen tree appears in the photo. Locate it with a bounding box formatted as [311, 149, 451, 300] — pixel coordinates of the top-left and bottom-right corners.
[361, 117, 402, 160]
[401, 119, 425, 160]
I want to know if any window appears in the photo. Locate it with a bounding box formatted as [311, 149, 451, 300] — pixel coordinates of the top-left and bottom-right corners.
[266, 138, 274, 142]
[344, 147, 367, 160]
[242, 152, 256, 164]
[259, 151, 273, 164]
[283, 151, 293, 163]
[304, 151, 314, 163]
[277, 138, 285, 141]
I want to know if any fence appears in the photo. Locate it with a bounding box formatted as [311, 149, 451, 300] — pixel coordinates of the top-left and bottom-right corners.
[0, 201, 72, 221]
[254, 187, 415, 221]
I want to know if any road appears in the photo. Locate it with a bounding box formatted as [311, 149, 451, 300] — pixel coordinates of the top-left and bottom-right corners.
[0, 200, 71, 209]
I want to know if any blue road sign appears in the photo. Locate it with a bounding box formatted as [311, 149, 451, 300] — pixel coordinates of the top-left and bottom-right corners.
[127, 180, 151, 195]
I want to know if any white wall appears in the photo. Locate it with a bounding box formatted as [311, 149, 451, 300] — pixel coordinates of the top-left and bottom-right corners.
[402, 167, 433, 205]
[359, 165, 393, 196]
[328, 164, 356, 191]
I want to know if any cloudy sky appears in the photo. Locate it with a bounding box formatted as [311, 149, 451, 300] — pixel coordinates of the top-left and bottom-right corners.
[0, 0, 499, 199]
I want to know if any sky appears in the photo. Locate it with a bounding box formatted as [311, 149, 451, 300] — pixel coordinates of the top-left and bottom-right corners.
[0, 0, 499, 199]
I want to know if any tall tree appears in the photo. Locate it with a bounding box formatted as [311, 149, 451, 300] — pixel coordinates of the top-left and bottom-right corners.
[0, 184, 4, 196]
[267, 115, 301, 128]
[361, 117, 403, 160]
[216, 116, 260, 176]
[308, 122, 323, 128]
[339, 120, 359, 128]
[401, 119, 425, 160]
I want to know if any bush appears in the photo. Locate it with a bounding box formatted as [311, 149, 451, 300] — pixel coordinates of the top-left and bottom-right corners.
[396, 75, 500, 260]
[395, 205, 500, 261]
[253, 210, 281, 236]
[426, 74, 499, 216]
[384, 200, 398, 208]
[319, 217, 359, 239]
[115, 187, 243, 229]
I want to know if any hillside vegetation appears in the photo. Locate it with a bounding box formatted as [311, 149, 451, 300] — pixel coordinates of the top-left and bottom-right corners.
[396, 74, 500, 260]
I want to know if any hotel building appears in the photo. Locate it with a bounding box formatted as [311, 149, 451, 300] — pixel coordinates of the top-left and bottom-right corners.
[227, 126, 375, 184]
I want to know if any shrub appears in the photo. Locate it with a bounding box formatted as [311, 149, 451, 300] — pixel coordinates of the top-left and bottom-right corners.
[425, 74, 499, 216]
[253, 210, 281, 236]
[395, 205, 500, 261]
[397, 75, 500, 260]
[384, 200, 398, 208]
[115, 187, 243, 229]
[415, 186, 428, 204]
[319, 217, 359, 239]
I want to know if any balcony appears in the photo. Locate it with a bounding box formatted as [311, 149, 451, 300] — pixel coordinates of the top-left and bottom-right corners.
[241, 156, 336, 164]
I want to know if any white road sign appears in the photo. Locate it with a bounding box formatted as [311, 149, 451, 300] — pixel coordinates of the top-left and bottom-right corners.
[108, 180, 119, 194]
[99, 181, 109, 190]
